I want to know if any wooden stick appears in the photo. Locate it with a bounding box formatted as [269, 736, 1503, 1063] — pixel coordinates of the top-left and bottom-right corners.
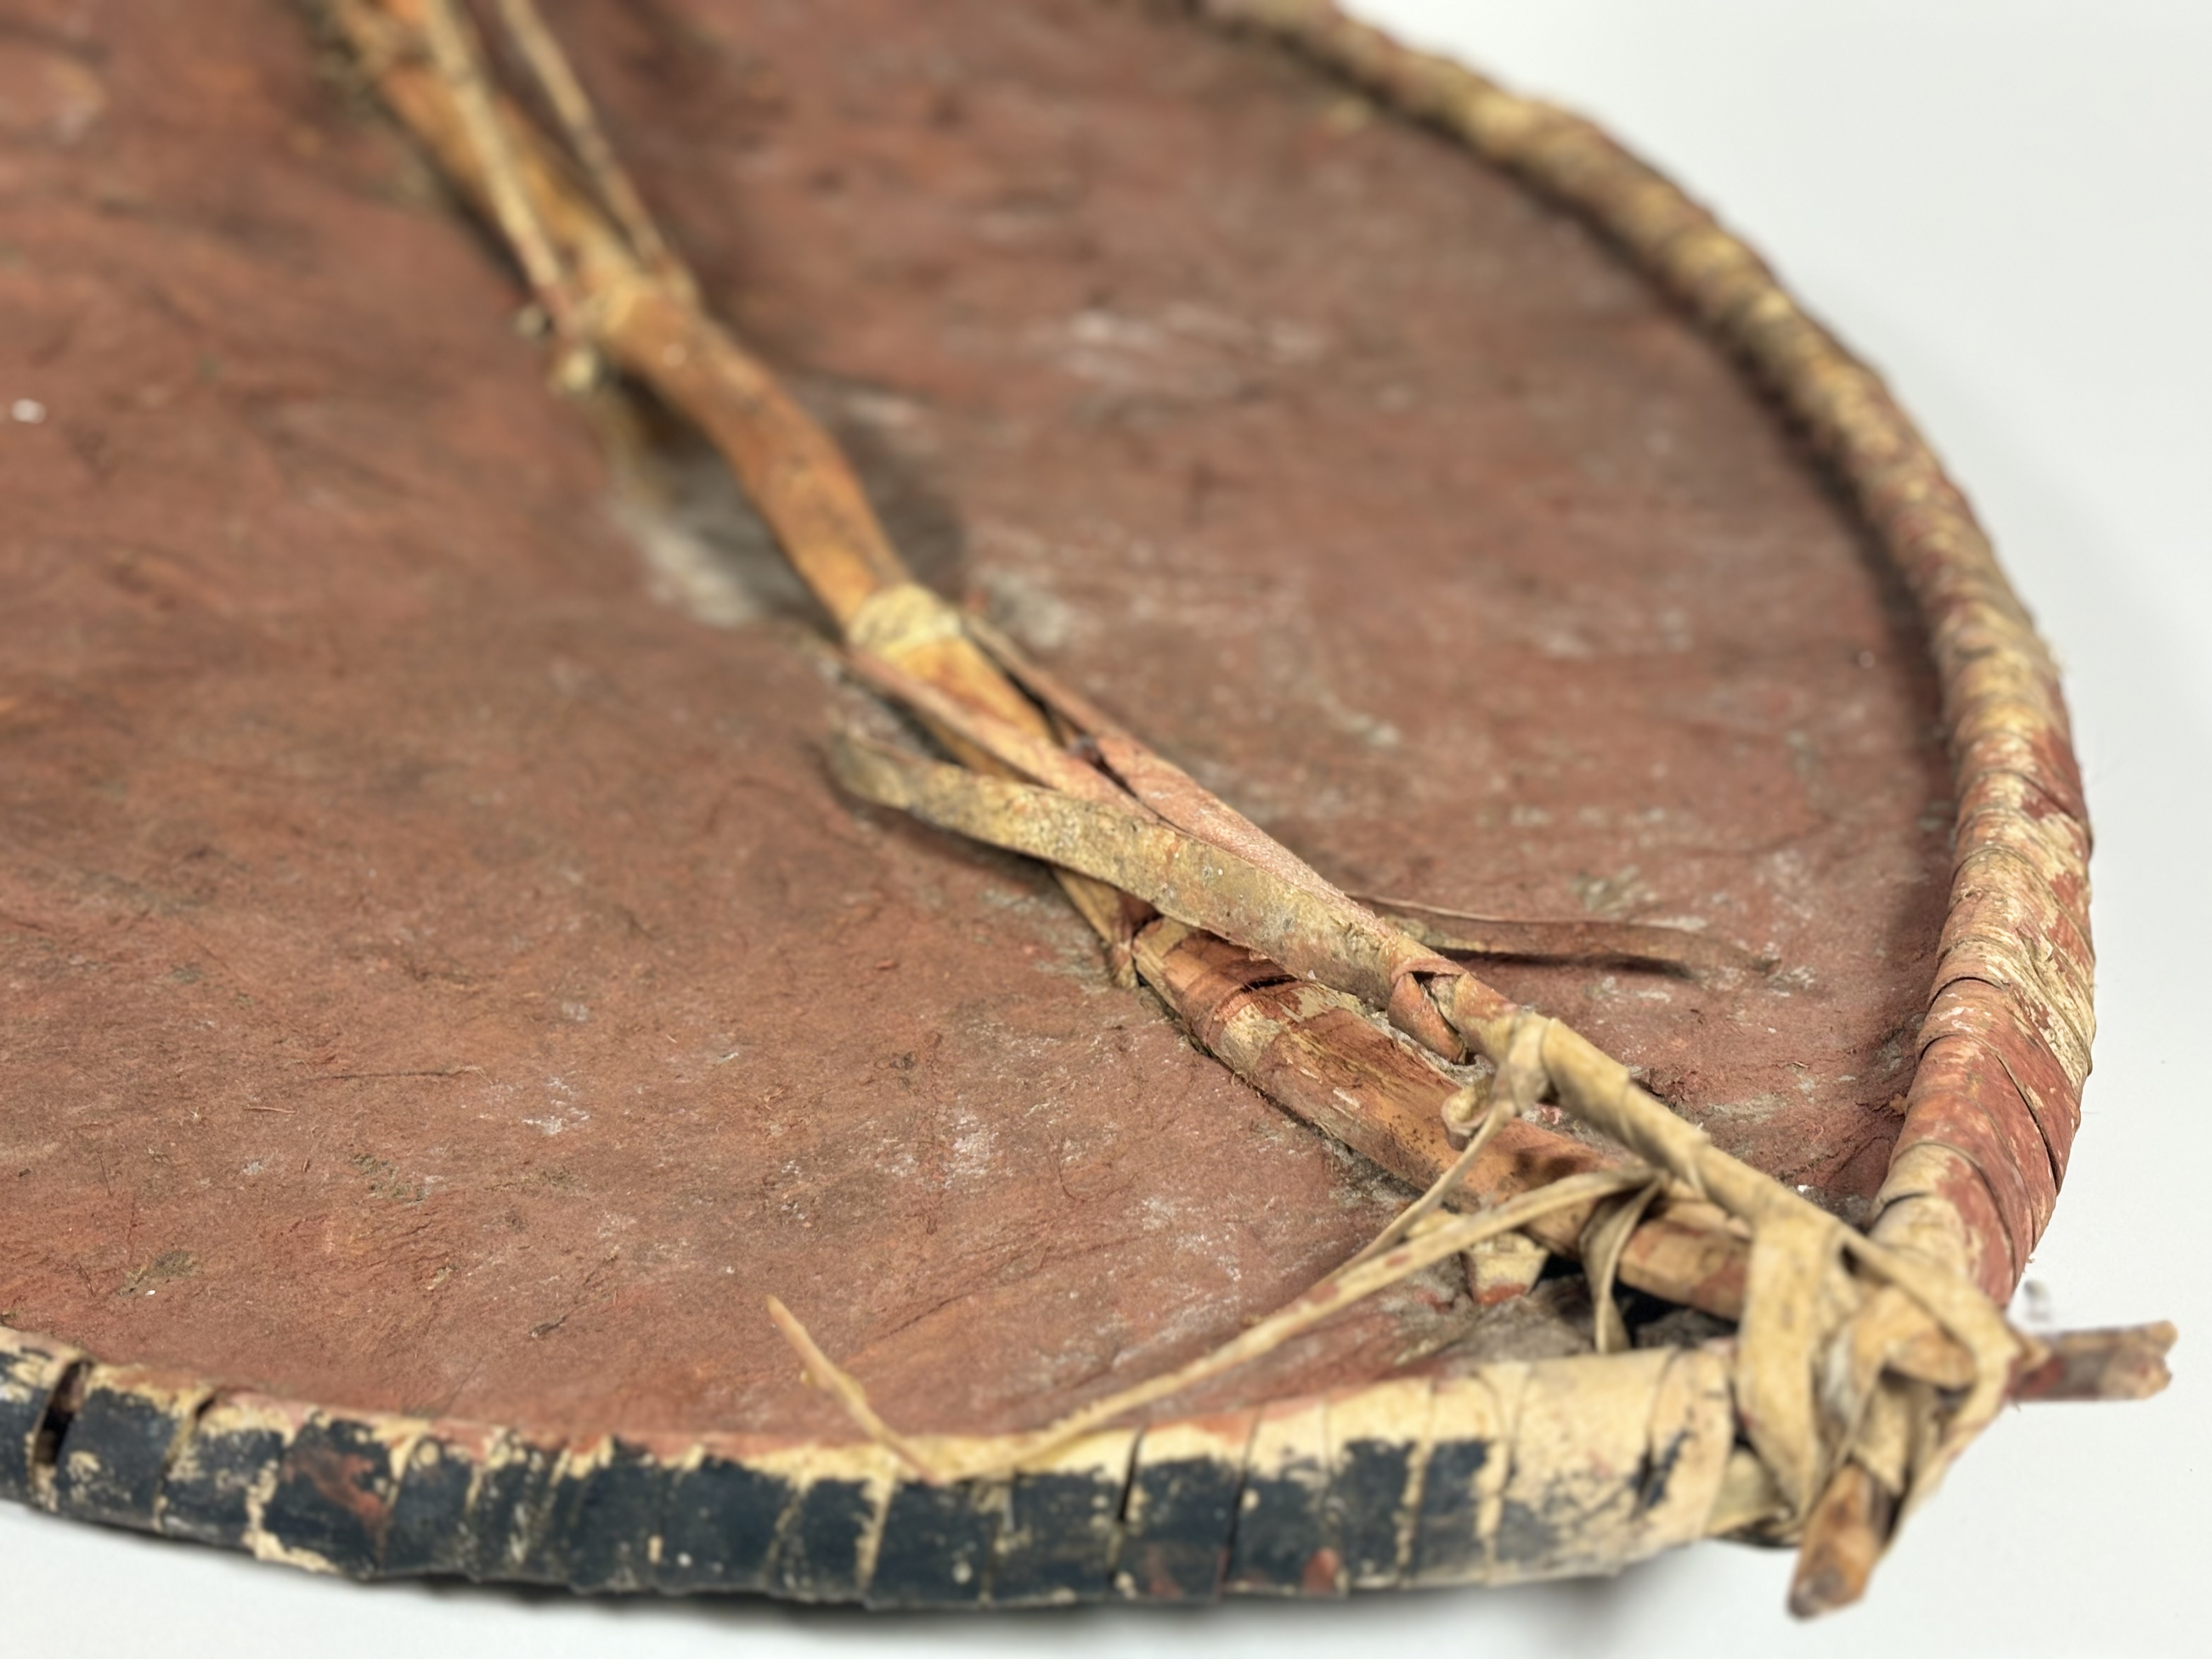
[2009, 1321, 2176, 1403]
[490, 0, 697, 301]
[414, 0, 579, 336]
[1132, 919, 1754, 1318]
[1787, 1462, 1895, 1618]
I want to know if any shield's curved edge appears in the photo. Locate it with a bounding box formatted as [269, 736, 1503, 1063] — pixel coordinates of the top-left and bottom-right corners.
[1, 1325, 1739, 1601]
[0, 0, 2099, 1605]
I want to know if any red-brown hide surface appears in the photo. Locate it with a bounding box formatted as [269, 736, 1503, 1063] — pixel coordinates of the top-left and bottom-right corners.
[0, 0, 1950, 1440]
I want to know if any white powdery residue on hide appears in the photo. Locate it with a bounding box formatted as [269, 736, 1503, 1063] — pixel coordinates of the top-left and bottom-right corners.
[945, 1110, 998, 1184]
[1756, 844, 1819, 923]
[612, 495, 764, 628]
[522, 1075, 590, 1136]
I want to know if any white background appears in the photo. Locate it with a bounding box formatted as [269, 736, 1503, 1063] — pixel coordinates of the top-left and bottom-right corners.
[7, 3, 2207, 1654]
